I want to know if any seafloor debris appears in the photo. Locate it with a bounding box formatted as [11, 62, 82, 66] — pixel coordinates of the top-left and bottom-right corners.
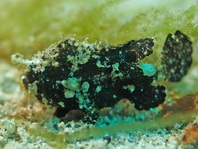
[98, 98, 160, 125]
[181, 117, 198, 145]
[161, 30, 193, 82]
[12, 99, 55, 122]
[98, 94, 198, 126]
[11, 31, 192, 122]
[157, 94, 197, 118]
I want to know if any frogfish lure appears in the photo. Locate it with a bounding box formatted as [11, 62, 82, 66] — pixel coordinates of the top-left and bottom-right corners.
[12, 30, 193, 121]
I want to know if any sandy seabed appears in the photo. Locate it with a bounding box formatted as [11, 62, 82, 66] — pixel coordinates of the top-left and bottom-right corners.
[0, 60, 198, 149]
